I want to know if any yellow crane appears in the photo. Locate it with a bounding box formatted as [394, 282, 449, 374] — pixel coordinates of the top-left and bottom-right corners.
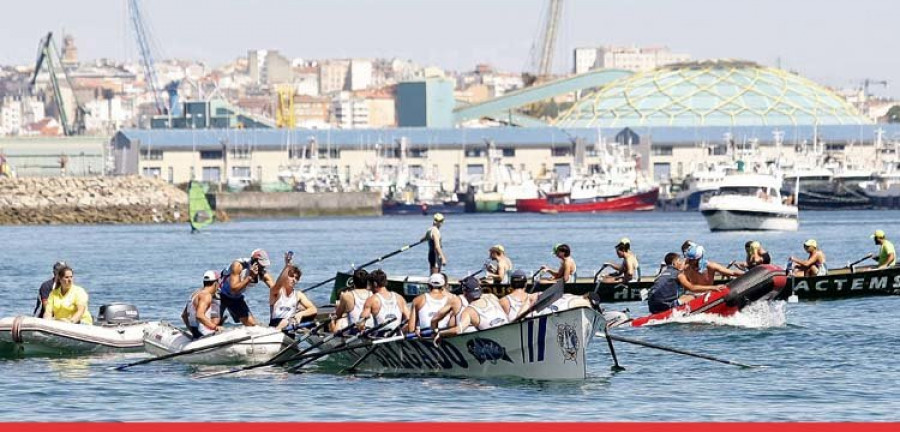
[276, 85, 296, 129]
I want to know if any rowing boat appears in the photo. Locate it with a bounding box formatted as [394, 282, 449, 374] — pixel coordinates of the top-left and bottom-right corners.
[328, 265, 900, 304]
[0, 316, 161, 356]
[142, 322, 294, 365]
[307, 306, 605, 380]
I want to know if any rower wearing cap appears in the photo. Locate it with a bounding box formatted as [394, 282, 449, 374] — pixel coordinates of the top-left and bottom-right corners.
[408, 273, 461, 335]
[871, 230, 896, 269]
[499, 269, 536, 321]
[486, 245, 513, 284]
[603, 238, 640, 283]
[332, 268, 373, 333]
[422, 213, 447, 274]
[181, 270, 223, 338]
[34, 261, 67, 318]
[790, 239, 827, 277]
[540, 244, 577, 283]
[682, 243, 742, 289]
[357, 269, 409, 334]
[433, 276, 507, 340]
[219, 248, 275, 326]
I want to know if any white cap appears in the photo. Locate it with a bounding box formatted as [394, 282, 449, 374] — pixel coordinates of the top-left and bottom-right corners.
[427, 273, 445, 287]
[203, 270, 218, 283]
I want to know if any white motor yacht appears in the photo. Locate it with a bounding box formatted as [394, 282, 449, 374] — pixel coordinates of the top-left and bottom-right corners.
[700, 174, 798, 231]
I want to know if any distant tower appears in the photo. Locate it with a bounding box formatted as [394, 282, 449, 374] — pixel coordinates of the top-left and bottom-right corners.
[61, 34, 79, 69]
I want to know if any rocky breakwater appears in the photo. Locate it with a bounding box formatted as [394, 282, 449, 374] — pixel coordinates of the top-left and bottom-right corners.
[0, 176, 189, 225]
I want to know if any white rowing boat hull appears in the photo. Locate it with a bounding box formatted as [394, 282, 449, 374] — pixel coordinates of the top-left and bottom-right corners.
[313, 306, 604, 380]
[0, 316, 161, 356]
[142, 322, 293, 365]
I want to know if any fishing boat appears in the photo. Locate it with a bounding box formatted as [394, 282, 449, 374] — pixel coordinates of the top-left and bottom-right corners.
[616, 265, 787, 327]
[310, 305, 604, 380]
[516, 187, 659, 213]
[700, 173, 798, 231]
[188, 180, 215, 232]
[0, 304, 161, 356]
[142, 323, 294, 365]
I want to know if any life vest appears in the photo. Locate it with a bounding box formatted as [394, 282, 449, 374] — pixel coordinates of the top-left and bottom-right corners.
[647, 265, 682, 309]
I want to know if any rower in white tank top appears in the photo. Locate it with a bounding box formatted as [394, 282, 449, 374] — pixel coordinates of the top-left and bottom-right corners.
[469, 296, 508, 330]
[348, 289, 373, 327]
[504, 293, 528, 322]
[417, 292, 450, 330]
[270, 287, 298, 321]
[186, 292, 220, 337]
[374, 291, 401, 332]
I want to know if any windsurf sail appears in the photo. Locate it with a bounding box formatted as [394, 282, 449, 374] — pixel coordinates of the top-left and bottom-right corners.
[188, 180, 214, 231]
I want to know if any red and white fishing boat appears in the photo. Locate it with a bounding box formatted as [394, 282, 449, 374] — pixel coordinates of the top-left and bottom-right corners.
[516, 187, 659, 213]
[615, 265, 787, 328]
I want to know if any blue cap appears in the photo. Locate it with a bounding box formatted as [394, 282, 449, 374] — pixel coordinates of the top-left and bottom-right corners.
[461, 276, 482, 299]
[510, 269, 528, 282]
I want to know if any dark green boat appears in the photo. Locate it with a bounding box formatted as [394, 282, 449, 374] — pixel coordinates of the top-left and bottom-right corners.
[327, 265, 900, 304]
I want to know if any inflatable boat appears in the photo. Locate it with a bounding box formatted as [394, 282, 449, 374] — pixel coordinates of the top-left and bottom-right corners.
[0, 304, 161, 356]
[142, 323, 295, 365]
[616, 264, 787, 328]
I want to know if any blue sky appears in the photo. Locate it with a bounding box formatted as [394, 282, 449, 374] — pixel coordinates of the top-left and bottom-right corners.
[2, 0, 897, 97]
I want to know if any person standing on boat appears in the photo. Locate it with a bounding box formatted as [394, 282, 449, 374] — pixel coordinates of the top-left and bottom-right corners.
[603, 238, 640, 283]
[423, 213, 447, 274]
[269, 253, 318, 331]
[408, 273, 460, 335]
[181, 270, 222, 338]
[43, 266, 92, 325]
[485, 245, 513, 284]
[871, 230, 896, 269]
[332, 268, 373, 333]
[540, 244, 576, 283]
[434, 276, 507, 341]
[738, 241, 771, 270]
[790, 239, 827, 277]
[34, 261, 67, 318]
[647, 253, 698, 313]
[499, 269, 536, 321]
[219, 249, 275, 327]
[682, 243, 741, 290]
[357, 269, 409, 335]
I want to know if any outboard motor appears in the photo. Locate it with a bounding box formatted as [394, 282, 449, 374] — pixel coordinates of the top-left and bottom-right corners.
[96, 303, 141, 325]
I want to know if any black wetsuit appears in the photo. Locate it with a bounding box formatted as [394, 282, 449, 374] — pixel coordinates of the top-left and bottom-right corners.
[427, 227, 442, 270]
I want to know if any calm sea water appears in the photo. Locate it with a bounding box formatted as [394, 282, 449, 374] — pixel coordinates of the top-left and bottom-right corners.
[1, 210, 899, 421]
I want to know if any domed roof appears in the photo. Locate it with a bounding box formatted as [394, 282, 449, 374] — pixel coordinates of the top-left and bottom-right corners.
[554, 60, 871, 128]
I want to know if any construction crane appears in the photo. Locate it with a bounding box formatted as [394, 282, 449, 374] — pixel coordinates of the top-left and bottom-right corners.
[524, 0, 564, 87]
[860, 79, 888, 99]
[30, 32, 87, 136]
[275, 85, 296, 129]
[128, 0, 178, 115]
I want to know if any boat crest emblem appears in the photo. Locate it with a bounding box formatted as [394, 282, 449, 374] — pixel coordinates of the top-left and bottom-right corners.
[557, 323, 579, 362]
[466, 338, 513, 365]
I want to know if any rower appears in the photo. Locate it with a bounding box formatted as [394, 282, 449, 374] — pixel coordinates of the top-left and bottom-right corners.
[790, 239, 827, 277]
[408, 273, 460, 336]
[430, 272, 468, 331]
[738, 241, 771, 270]
[43, 265, 93, 325]
[433, 276, 507, 341]
[357, 269, 409, 335]
[871, 230, 896, 269]
[682, 243, 740, 290]
[34, 261, 67, 318]
[485, 245, 513, 284]
[332, 268, 372, 333]
[219, 249, 275, 326]
[602, 238, 640, 283]
[540, 244, 576, 283]
[646, 253, 696, 314]
[422, 213, 447, 274]
[181, 270, 222, 338]
[499, 269, 536, 321]
[269, 252, 318, 331]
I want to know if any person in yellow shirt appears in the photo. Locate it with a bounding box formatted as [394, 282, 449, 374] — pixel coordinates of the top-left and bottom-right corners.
[871, 230, 896, 270]
[43, 266, 92, 325]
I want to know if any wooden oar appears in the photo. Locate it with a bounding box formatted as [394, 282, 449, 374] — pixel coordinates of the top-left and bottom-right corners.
[113, 328, 284, 371]
[285, 317, 398, 373]
[194, 320, 330, 379]
[514, 279, 564, 322]
[301, 239, 426, 293]
[597, 332, 760, 368]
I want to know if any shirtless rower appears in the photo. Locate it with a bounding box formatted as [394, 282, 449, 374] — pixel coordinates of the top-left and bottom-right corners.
[603, 238, 640, 283]
[485, 245, 513, 284]
[738, 240, 771, 270]
[540, 244, 576, 283]
[499, 269, 536, 321]
[790, 239, 827, 277]
[408, 273, 460, 336]
[433, 276, 507, 341]
[332, 268, 372, 333]
[357, 269, 410, 335]
[681, 243, 742, 296]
